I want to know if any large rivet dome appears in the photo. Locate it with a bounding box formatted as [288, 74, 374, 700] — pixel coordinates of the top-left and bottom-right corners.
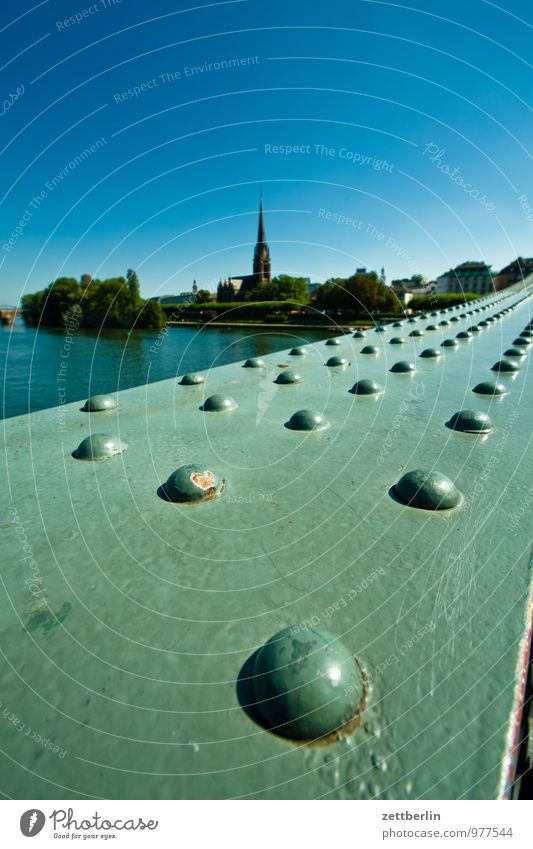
[409, 329, 425, 337]
[252, 626, 362, 740]
[82, 394, 117, 412]
[243, 358, 266, 368]
[504, 347, 527, 358]
[326, 355, 349, 367]
[290, 346, 308, 355]
[163, 463, 221, 502]
[419, 348, 442, 358]
[447, 410, 493, 433]
[201, 394, 238, 411]
[390, 361, 415, 373]
[360, 345, 379, 355]
[426, 324, 438, 331]
[286, 409, 330, 431]
[441, 338, 459, 348]
[389, 336, 405, 345]
[450, 316, 460, 322]
[513, 337, 530, 347]
[352, 330, 366, 338]
[520, 330, 533, 338]
[73, 434, 127, 461]
[394, 469, 462, 510]
[180, 373, 205, 385]
[326, 338, 341, 346]
[456, 330, 472, 339]
[275, 370, 303, 384]
[350, 379, 383, 396]
[491, 360, 519, 373]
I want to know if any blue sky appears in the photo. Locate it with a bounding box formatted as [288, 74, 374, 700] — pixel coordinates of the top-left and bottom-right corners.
[1, 0, 532, 303]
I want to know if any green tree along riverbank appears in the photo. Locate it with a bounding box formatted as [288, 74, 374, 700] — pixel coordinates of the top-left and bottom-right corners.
[21, 270, 166, 329]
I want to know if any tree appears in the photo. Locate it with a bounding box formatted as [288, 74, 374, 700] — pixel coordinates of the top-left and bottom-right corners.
[126, 268, 140, 299]
[245, 274, 310, 304]
[312, 271, 399, 314]
[195, 289, 212, 303]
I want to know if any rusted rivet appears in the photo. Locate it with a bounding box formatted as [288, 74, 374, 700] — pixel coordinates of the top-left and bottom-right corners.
[73, 434, 127, 461]
[394, 469, 462, 510]
[162, 463, 221, 502]
[350, 379, 383, 395]
[447, 410, 493, 434]
[326, 356, 349, 367]
[390, 361, 415, 373]
[82, 395, 117, 412]
[201, 394, 238, 411]
[180, 373, 205, 385]
[251, 625, 363, 740]
[286, 409, 330, 431]
[275, 370, 303, 384]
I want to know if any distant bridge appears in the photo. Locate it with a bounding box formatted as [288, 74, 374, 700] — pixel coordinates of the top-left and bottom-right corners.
[0, 306, 20, 325]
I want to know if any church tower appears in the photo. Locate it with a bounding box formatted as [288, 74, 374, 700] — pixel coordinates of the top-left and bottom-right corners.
[253, 197, 271, 282]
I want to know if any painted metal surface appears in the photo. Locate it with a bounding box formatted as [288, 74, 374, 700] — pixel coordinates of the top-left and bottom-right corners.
[1, 285, 532, 800]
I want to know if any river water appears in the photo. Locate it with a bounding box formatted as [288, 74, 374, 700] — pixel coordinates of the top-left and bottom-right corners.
[1, 322, 332, 419]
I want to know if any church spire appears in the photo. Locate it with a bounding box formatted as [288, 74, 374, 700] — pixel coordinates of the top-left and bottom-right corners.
[253, 193, 271, 282]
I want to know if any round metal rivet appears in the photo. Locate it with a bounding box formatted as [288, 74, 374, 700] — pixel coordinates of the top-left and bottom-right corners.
[352, 330, 366, 338]
[392, 321, 403, 327]
[472, 381, 508, 396]
[468, 325, 481, 333]
[73, 434, 127, 461]
[243, 358, 266, 368]
[390, 361, 415, 373]
[201, 394, 238, 411]
[82, 394, 117, 412]
[426, 324, 438, 331]
[478, 321, 489, 327]
[326, 338, 341, 346]
[360, 345, 379, 355]
[163, 463, 221, 502]
[389, 337, 405, 345]
[180, 373, 205, 385]
[441, 339, 459, 348]
[350, 379, 383, 396]
[326, 356, 349, 367]
[450, 316, 460, 322]
[431, 311, 438, 317]
[447, 410, 493, 433]
[456, 330, 472, 339]
[375, 325, 386, 333]
[439, 320, 450, 326]
[520, 330, 533, 339]
[491, 360, 519, 373]
[513, 337, 530, 347]
[286, 409, 330, 431]
[504, 347, 527, 358]
[290, 346, 308, 355]
[275, 370, 303, 384]
[252, 626, 362, 740]
[409, 329, 425, 337]
[394, 469, 462, 510]
[420, 348, 442, 358]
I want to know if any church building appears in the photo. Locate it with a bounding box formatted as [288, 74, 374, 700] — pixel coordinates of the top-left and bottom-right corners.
[217, 198, 271, 302]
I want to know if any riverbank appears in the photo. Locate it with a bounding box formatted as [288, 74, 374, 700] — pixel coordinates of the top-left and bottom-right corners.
[167, 320, 372, 330]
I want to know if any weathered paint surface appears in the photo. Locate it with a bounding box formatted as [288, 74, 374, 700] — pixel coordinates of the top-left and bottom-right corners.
[1, 285, 532, 799]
